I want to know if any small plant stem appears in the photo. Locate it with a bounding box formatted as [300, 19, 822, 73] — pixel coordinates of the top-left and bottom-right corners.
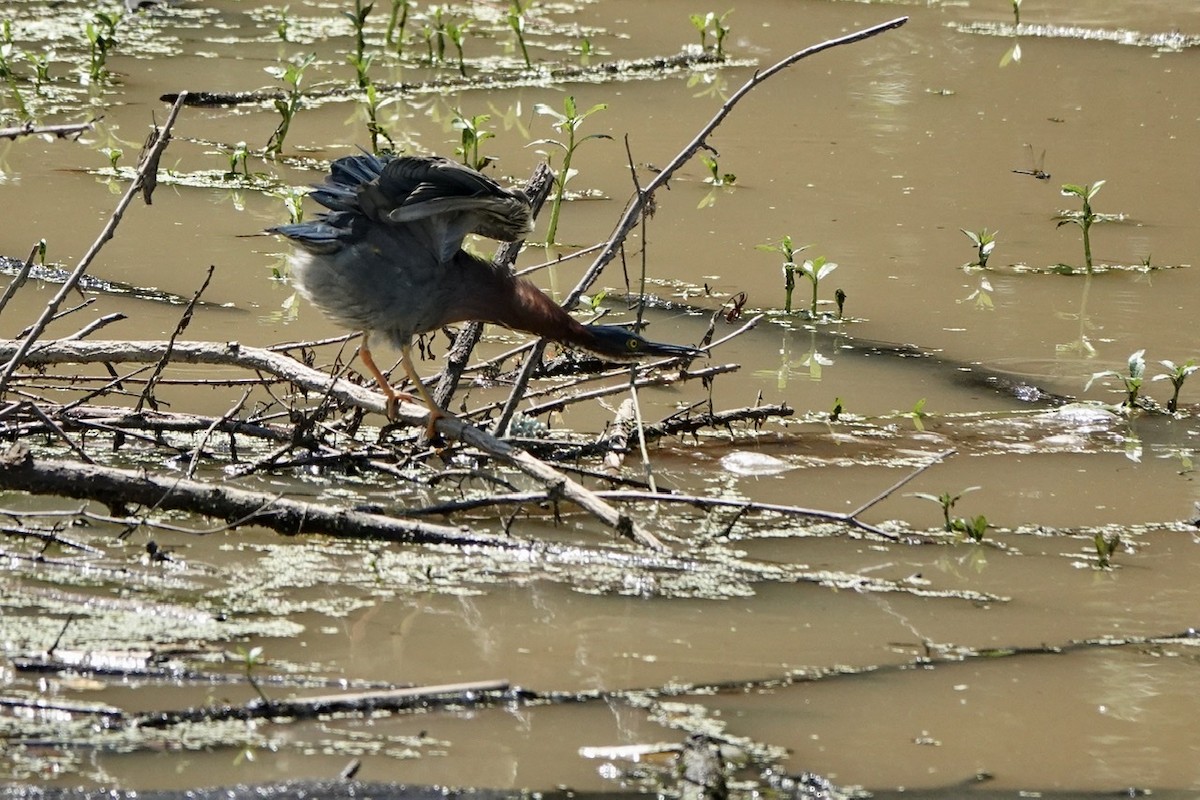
[509, 1, 532, 68]
[544, 146, 569, 246]
[1081, 200, 1094, 273]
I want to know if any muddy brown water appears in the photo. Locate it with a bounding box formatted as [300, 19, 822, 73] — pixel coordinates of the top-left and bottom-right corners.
[2, 0, 1199, 795]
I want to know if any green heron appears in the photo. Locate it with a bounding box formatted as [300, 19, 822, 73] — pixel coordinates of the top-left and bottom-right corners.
[270, 154, 703, 435]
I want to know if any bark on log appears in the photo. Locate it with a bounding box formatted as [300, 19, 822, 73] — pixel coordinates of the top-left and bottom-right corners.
[0, 444, 513, 547]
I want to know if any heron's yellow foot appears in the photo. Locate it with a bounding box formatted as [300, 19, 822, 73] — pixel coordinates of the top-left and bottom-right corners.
[376, 385, 417, 422]
[424, 406, 446, 442]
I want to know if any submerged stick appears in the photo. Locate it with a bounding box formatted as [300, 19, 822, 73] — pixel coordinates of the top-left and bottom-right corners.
[133, 679, 513, 728]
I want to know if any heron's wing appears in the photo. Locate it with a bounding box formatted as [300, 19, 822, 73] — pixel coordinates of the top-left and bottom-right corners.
[369, 158, 532, 259]
[268, 212, 363, 255]
[382, 156, 508, 204]
[384, 196, 530, 262]
[284, 154, 531, 264]
[308, 153, 386, 212]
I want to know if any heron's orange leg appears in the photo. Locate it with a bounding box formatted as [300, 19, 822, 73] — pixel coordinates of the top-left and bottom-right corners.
[357, 331, 413, 420]
[400, 343, 454, 440]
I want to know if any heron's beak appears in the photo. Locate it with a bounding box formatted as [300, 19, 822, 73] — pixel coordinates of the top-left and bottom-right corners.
[641, 340, 707, 360]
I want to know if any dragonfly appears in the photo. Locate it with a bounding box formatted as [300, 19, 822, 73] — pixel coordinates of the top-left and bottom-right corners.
[1012, 144, 1050, 180]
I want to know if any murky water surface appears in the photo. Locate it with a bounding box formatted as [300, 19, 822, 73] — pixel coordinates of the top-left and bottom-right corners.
[2, 0, 1199, 795]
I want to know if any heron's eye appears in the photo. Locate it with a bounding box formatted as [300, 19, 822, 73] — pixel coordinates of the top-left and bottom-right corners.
[626, 338, 640, 352]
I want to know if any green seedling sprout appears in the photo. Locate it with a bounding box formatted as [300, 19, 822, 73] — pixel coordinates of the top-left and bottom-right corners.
[754, 235, 809, 314]
[276, 5, 291, 41]
[1057, 180, 1105, 273]
[0, 19, 11, 60]
[26, 49, 53, 92]
[689, 10, 732, 58]
[961, 227, 997, 269]
[951, 515, 989, 543]
[1086, 349, 1145, 408]
[1011, 0, 1022, 25]
[445, 19, 469, 76]
[911, 486, 981, 534]
[237, 645, 271, 705]
[264, 53, 315, 159]
[101, 146, 122, 170]
[84, 10, 121, 84]
[799, 255, 837, 317]
[1, 34, 30, 120]
[905, 397, 928, 431]
[1094, 532, 1120, 569]
[225, 141, 249, 178]
[714, 11, 731, 57]
[345, 0, 371, 87]
[1152, 358, 1197, 413]
[453, 110, 494, 171]
[386, 0, 411, 53]
[700, 153, 735, 187]
[508, 1, 533, 68]
[531, 95, 611, 246]
[279, 186, 306, 225]
[363, 82, 394, 153]
[429, 6, 447, 64]
[348, 51, 373, 89]
[0, 34, 12, 84]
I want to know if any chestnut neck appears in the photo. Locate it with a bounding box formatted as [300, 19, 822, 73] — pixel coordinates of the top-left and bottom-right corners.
[442, 254, 593, 348]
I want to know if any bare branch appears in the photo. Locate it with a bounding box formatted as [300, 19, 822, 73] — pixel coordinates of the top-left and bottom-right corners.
[0, 119, 97, 141]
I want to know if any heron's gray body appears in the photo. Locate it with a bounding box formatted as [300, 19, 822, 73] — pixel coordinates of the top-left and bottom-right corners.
[273, 154, 534, 352]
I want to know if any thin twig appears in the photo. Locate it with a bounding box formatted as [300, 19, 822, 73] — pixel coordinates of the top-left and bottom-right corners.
[15, 298, 96, 339]
[705, 312, 765, 351]
[519, 364, 729, 418]
[137, 264, 214, 412]
[513, 241, 606, 277]
[847, 449, 958, 519]
[621, 134, 660, 492]
[20, 402, 96, 465]
[61, 313, 128, 341]
[185, 389, 252, 479]
[0, 242, 42, 319]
